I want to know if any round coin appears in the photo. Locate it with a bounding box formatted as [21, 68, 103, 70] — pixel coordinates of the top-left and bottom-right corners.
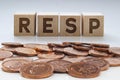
[24, 43, 51, 52]
[81, 57, 109, 71]
[33, 59, 55, 63]
[1, 46, 16, 53]
[48, 60, 72, 73]
[15, 47, 37, 56]
[68, 62, 100, 78]
[0, 50, 13, 60]
[38, 52, 64, 59]
[104, 57, 120, 67]
[89, 49, 109, 57]
[109, 47, 120, 56]
[20, 62, 53, 79]
[1, 42, 23, 47]
[2, 58, 31, 72]
[64, 47, 88, 56]
[62, 56, 88, 63]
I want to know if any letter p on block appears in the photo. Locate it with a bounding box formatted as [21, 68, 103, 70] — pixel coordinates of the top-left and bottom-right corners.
[82, 13, 104, 36]
[14, 13, 36, 36]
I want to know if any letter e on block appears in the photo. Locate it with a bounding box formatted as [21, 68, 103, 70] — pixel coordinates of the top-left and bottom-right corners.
[60, 13, 81, 36]
[14, 13, 36, 36]
[37, 13, 58, 36]
[82, 13, 104, 36]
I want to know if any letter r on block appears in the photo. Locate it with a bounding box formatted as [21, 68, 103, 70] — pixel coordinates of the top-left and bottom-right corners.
[14, 13, 36, 36]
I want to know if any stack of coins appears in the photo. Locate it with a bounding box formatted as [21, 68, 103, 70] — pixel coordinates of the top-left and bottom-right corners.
[0, 42, 120, 79]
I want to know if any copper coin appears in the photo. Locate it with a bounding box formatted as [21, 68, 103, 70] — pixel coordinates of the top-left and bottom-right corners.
[1, 46, 16, 53]
[1, 42, 23, 47]
[3, 57, 33, 62]
[33, 59, 55, 63]
[91, 43, 109, 48]
[2, 58, 31, 72]
[73, 45, 90, 51]
[24, 43, 51, 52]
[53, 47, 65, 53]
[48, 60, 72, 73]
[64, 47, 88, 56]
[63, 42, 82, 46]
[37, 52, 64, 59]
[48, 43, 69, 48]
[104, 57, 120, 66]
[81, 57, 109, 71]
[68, 62, 100, 78]
[0, 50, 13, 60]
[109, 47, 120, 56]
[23, 43, 39, 49]
[62, 56, 88, 63]
[15, 47, 37, 56]
[20, 62, 53, 79]
[89, 49, 109, 57]
[63, 42, 91, 46]
[92, 47, 109, 52]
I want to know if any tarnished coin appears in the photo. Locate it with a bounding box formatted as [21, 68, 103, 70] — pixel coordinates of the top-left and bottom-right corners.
[81, 57, 109, 71]
[20, 62, 54, 79]
[48, 60, 72, 73]
[68, 62, 100, 78]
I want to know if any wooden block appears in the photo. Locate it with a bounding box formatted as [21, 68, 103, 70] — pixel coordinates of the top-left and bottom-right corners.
[82, 13, 104, 36]
[60, 13, 81, 36]
[37, 13, 58, 36]
[14, 13, 36, 36]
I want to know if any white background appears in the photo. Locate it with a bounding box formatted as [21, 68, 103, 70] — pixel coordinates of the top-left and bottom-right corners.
[0, 0, 120, 80]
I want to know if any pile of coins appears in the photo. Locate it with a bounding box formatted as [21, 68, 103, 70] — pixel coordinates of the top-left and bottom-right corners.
[0, 42, 120, 79]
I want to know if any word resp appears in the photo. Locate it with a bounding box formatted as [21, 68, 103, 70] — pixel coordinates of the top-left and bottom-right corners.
[14, 12, 104, 36]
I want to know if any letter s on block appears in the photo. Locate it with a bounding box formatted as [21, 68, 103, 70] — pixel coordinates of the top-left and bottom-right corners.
[66, 18, 77, 33]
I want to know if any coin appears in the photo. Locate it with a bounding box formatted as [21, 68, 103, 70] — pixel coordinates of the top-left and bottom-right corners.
[15, 47, 37, 56]
[0, 50, 13, 60]
[1, 42, 23, 47]
[48, 60, 72, 73]
[20, 62, 53, 79]
[64, 47, 88, 56]
[68, 62, 100, 78]
[2, 58, 31, 72]
[81, 57, 109, 71]
[38, 52, 64, 59]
